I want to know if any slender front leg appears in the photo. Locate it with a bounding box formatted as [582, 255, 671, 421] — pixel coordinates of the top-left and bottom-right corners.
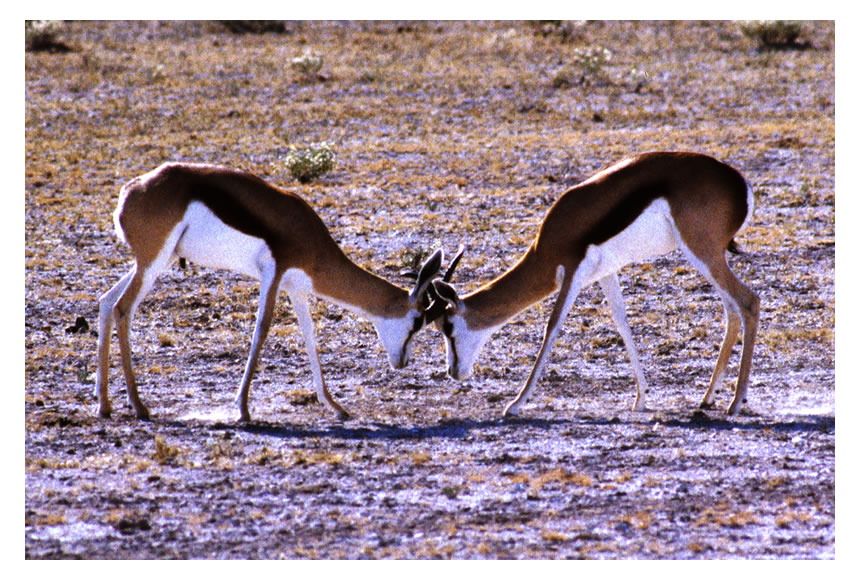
[599, 273, 649, 411]
[288, 291, 350, 420]
[503, 270, 578, 418]
[234, 265, 283, 422]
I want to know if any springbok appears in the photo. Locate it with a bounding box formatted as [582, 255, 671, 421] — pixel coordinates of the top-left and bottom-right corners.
[428, 151, 759, 417]
[97, 162, 458, 422]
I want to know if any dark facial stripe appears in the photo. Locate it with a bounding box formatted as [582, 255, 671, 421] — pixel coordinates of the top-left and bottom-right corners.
[401, 313, 425, 359]
[442, 319, 459, 375]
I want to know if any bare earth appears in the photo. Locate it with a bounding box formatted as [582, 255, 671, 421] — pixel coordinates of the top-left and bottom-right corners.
[25, 21, 835, 559]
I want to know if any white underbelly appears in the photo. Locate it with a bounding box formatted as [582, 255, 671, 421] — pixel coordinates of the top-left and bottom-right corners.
[175, 201, 272, 279]
[578, 198, 678, 286]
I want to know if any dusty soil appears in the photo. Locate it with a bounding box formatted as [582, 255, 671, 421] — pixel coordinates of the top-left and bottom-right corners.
[25, 21, 835, 559]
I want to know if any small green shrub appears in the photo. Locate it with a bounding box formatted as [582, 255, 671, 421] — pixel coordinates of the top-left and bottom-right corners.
[738, 20, 808, 49]
[553, 45, 612, 87]
[572, 45, 612, 79]
[290, 50, 324, 81]
[627, 67, 650, 93]
[398, 245, 441, 276]
[284, 143, 336, 183]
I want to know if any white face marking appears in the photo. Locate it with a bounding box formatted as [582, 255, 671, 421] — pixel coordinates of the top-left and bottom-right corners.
[442, 310, 498, 380]
[176, 201, 273, 279]
[370, 310, 423, 369]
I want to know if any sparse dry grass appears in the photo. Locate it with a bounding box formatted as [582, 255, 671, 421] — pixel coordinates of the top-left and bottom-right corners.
[25, 20, 834, 560]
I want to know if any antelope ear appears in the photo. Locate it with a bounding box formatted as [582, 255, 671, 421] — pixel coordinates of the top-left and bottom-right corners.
[409, 248, 443, 303]
[431, 280, 461, 311]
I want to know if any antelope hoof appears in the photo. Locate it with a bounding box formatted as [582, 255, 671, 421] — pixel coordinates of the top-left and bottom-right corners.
[134, 405, 151, 421]
[334, 408, 351, 421]
[698, 400, 716, 410]
[98, 404, 112, 419]
[322, 396, 350, 420]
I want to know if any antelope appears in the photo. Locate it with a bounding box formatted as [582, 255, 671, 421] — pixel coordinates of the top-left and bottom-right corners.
[96, 162, 459, 422]
[428, 151, 759, 417]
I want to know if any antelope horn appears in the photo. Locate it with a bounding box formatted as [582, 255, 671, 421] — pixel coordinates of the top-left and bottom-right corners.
[443, 245, 464, 282]
[408, 248, 443, 303]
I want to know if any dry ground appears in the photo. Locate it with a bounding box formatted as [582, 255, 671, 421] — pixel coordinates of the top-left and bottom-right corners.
[25, 21, 834, 559]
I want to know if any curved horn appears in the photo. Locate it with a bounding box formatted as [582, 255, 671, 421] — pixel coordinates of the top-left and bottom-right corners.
[421, 280, 448, 324]
[431, 279, 461, 310]
[443, 245, 465, 283]
[409, 248, 443, 303]
[421, 277, 463, 325]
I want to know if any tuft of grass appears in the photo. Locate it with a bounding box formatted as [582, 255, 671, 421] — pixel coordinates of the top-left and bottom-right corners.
[617, 511, 655, 530]
[153, 436, 181, 465]
[26, 512, 67, 526]
[76, 362, 92, 384]
[147, 364, 179, 376]
[763, 476, 787, 491]
[207, 437, 234, 460]
[410, 451, 433, 465]
[696, 506, 759, 528]
[290, 450, 344, 467]
[287, 389, 318, 407]
[529, 467, 593, 491]
[775, 510, 812, 528]
[541, 529, 570, 542]
[627, 67, 650, 93]
[290, 49, 325, 81]
[441, 485, 460, 499]
[590, 333, 622, 349]
[760, 327, 833, 350]
[615, 471, 633, 484]
[248, 446, 281, 466]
